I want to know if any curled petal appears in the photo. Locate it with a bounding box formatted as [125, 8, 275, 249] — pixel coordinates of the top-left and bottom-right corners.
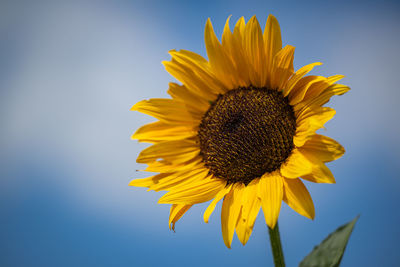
[204, 184, 232, 223]
[169, 204, 192, 231]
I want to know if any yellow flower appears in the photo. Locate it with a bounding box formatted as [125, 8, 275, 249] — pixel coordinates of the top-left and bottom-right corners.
[130, 15, 349, 248]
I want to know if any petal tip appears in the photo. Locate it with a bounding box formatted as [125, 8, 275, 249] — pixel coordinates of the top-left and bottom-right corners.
[161, 60, 170, 67]
[130, 100, 145, 111]
[268, 14, 277, 19]
[248, 15, 258, 23]
[285, 44, 296, 51]
[158, 198, 167, 204]
[205, 17, 212, 28]
[267, 14, 278, 23]
[129, 179, 140, 186]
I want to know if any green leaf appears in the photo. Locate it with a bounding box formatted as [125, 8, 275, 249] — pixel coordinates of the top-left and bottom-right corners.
[299, 216, 359, 267]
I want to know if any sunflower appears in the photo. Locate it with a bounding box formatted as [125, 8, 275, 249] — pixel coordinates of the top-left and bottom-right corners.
[130, 15, 349, 248]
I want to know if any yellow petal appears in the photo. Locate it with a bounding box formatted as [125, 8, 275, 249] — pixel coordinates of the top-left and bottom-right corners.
[327, 74, 345, 84]
[205, 18, 237, 89]
[235, 180, 261, 245]
[289, 76, 327, 106]
[204, 184, 232, 223]
[131, 121, 196, 143]
[143, 157, 202, 173]
[302, 75, 345, 102]
[158, 176, 225, 205]
[263, 14, 282, 79]
[270, 45, 295, 90]
[222, 15, 234, 52]
[258, 173, 283, 228]
[130, 173, 169, 188]
[296, 105, 336, 122]
[163, 64, 217, 104]
[168, 50, 227, 95]
[302, 170, 335, 184]
[243, 16, 266, 87]
[136, 140, 199, 164]
[221, 183, 244, 248]
[301, 134, 345, 162]
[131, 99, 200, 125]
[294, 106, 336, 147]
[284, 62, 323, 97]
[233, 17, 245, 40]
[231, 17, 251, 86]
[173, 49, 208, 67]
[167, 82, 210, 113]
[130, 161, 206, 189]
[169, 204, 192, 231]
[283, 178, 315, 219]
[296, 83, 350, 110]
[163, 60, 218, 101]
[149, 168, 209, 192]
[280, 149, 312, 178]
[300, 149, 336, 184]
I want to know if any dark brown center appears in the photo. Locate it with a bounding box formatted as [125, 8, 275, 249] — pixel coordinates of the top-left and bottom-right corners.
[198, 86, 296, 185]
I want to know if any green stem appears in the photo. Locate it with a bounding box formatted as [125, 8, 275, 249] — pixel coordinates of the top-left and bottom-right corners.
[268, 222, 286, 267]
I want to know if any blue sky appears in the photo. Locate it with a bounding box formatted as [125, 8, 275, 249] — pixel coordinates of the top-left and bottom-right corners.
[1, 0, 400, 266]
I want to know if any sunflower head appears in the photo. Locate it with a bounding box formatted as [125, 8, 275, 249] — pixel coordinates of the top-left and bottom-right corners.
[198, 86, 297, 185]
[131, 15, 349, 248]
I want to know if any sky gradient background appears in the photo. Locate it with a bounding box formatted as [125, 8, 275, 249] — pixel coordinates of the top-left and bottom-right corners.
[1, 0, 400, 266]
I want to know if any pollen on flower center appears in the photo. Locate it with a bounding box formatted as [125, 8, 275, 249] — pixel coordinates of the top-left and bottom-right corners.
[198, 86, 296, 185]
